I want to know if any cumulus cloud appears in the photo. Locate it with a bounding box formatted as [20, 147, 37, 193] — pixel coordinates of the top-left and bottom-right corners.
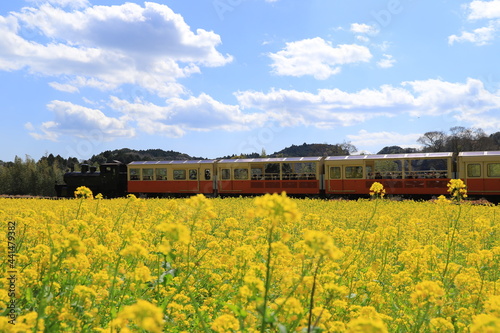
[236, 85, 409, 128]
[236, 78, 500, 129]
[448, 22, 498, 45]
[449, 0, 500, 45]
[350, 23, 380, 35]
[377, 54, 396, 68]
[109, 94, 268, 138]
[468, 0, 500, 20]
[28, 78, 499, 141]
[28, 101, 134, 141]
[268, 37, 372, 80]
[0, 2, 232, 97]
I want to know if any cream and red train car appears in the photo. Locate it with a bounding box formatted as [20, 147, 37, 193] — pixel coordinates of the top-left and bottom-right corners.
[457, 151, 500, 196]
[127, 160, 217, 196]
[324, 152, 454, 197]
[125, 151, 500, 198]
[216, 156, 322, 195]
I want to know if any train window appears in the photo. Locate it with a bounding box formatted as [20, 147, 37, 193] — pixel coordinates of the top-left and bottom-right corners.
[102, 166, 114, 174]
[283, 162, 316, 180]
[330, 167, 341, 179]
[173, 170, 186, 180]
[487, 163, 500, 177]
[409, 159, 447, 179]
[204, 169, 211, 180]
[234, 169, 249, 180]
[189, 169, 198, 180]
[374, 160, 401, 178]
[251, 168, 263, 180]
[156, 168, 167, 180]
[282, 163, 293, 179]
[366, 166, 374, 179]
[345, 166, 363, 179]
[142, 168, 153, 181]
[265, 163, 280, 180]
[467, 164, 481, 177]
[221, 169, 230, 180]
[130, 168, 140, 180]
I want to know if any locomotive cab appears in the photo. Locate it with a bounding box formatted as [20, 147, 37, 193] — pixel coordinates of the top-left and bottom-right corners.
[99, 161, 128, 198]
[55, 161, 128, 198]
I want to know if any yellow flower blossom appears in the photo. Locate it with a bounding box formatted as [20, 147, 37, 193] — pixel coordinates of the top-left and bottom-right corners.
[211, 314, 240, 333]
[410, 280, 445, 307]
[369, 182, 386, 199]
[470, 314, 500, 332]
[111, 300, 164, 333]
[447, 179, 467, 201]
[303, 230, 344, 260]
[74, 186, 93, 199]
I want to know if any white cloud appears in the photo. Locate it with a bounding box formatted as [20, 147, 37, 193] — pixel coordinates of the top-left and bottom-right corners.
[48, 81, 80, 93]
[347, 130, 422, 148]
[236, 86, 408, 128]
[268, 37, 372, 80]
[377, 54, 396, 68]
[449, 0, 500, 45]
[448, 22, 498, 45]
[25, 0, 90, 9]
[108, 94, 268, 137]
[468, 0, 500, 20]
[403, 78, 500, 117]
[1, 2, 232, 97]
[28, 78, 499, 142]
[28, 100, 134, 141]
[236, 78, 500, 129]
[350, 23, 379, 35]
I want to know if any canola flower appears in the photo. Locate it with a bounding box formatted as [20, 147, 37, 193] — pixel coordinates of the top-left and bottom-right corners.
[447, 178, 468, 201]
[74, 185, 94, 199]
[369, 182, 386, 199]
[0, 188, 499, 332]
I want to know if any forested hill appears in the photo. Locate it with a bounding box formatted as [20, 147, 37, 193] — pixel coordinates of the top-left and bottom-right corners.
[270, 143, 357, 157]
[89, 148, 204, 165]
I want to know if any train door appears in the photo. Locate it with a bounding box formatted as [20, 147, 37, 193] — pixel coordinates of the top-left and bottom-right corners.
[327, 165, 343, 193]
[218, 167, 233, 192]
[188, 168, 200, 192]
[463, 162, 484, 194]
[201, 167, 214, 194]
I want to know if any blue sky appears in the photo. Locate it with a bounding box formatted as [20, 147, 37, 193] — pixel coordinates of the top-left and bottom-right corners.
[1, 0, 499, 161]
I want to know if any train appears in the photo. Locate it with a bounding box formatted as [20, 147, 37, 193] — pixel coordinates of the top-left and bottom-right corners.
[55, 150, 500, 199]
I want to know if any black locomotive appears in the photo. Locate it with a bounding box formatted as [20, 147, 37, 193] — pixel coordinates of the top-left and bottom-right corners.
[55, 161, 127, 198]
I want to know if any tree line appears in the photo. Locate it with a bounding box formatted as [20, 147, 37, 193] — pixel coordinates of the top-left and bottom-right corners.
[1, 126, 499, 196]
[0, 154, 78, 197]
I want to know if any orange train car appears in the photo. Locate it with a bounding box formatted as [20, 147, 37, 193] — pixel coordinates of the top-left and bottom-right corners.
[458, 151, 500, 196]
[123, 151, 500, 198]
[324, 152, 453, 196]
[216, 156, 322, 195]
[127, 160, 216, 195]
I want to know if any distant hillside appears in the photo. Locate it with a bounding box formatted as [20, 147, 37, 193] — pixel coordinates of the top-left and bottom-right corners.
[270, 143, 357, 157]
[217, 143, 357, 159]
[88, 148, 204, 165]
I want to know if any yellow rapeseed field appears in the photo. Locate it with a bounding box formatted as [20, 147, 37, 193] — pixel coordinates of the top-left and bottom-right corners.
[1, 189, 499, 332]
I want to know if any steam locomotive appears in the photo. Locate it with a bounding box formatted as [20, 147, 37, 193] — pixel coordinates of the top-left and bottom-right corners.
[55, 151, 500, 199]
[55, 161, 127, 198]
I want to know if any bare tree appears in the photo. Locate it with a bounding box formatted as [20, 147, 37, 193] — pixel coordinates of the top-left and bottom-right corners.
[417, 131, 447, 152]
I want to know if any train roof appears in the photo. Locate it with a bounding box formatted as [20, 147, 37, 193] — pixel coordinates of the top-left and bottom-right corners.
[218, 156, 323, 163]
[458, 151, 500, 157]
[128, 160, 218, 166]
[325, 152, 453, 161]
